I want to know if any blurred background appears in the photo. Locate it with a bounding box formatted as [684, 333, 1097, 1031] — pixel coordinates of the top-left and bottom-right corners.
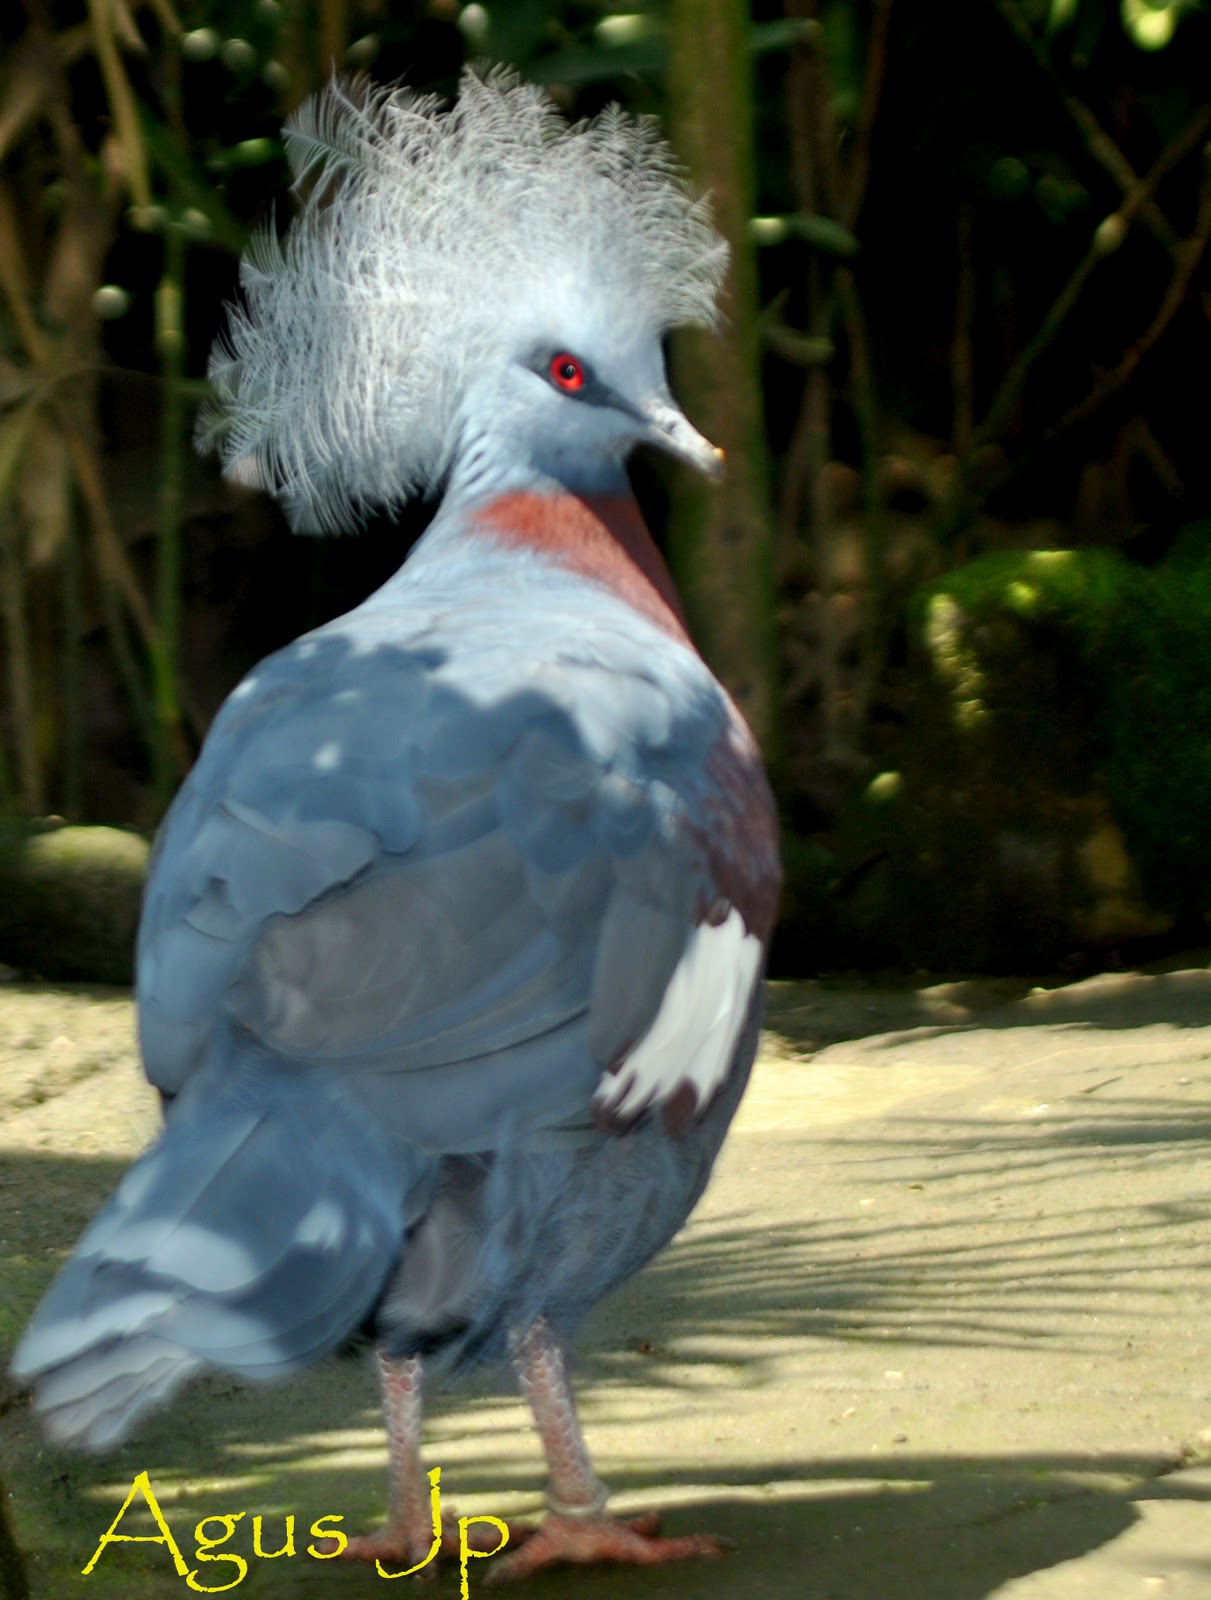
[3, 0, 1211, 980]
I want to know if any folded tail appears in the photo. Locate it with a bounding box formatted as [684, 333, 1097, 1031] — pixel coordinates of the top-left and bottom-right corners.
[11, 1040, 421, 1450]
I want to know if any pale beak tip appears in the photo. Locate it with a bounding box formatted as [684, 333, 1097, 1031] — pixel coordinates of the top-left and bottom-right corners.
[641, 394, 726, 481]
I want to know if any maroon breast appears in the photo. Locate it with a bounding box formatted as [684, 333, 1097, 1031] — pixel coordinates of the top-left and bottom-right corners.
[696, 708, 781, 944]
[471, 489, 693, 644]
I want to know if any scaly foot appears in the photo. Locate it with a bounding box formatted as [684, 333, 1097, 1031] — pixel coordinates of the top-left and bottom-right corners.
[483, 1511, 731, 1582]
[319, 1512, 535, 1578]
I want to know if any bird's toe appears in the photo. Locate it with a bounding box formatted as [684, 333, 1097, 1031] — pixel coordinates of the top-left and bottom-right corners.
[326, 1511, 536, 1577]
[323, 1526, 441, 1578]
[483, 1512, 731, 1582]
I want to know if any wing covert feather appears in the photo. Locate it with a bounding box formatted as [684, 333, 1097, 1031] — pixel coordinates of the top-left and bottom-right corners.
[138, 597, 760, 1145]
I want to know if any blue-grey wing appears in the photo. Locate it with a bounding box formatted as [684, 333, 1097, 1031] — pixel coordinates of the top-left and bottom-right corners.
[138, 613, 756, 1154]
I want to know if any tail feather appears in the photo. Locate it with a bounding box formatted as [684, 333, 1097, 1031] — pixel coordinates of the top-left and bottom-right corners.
[11, 1042, 422, 1450]
[30, 1340, 201, 1450]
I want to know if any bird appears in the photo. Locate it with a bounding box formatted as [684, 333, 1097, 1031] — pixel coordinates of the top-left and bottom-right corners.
[12, 66, 781, 1580]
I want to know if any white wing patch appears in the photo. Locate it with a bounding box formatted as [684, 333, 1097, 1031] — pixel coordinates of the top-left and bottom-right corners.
[592, 907, 761, 1122]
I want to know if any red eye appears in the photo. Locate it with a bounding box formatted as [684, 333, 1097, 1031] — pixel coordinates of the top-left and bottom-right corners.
[549, 353, 585, 392]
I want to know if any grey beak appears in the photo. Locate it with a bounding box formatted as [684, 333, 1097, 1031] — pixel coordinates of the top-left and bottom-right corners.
[640, 394, 725, 481]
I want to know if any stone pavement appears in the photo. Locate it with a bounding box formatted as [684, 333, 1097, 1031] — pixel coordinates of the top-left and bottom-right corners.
[1, 967, 1210, 1598]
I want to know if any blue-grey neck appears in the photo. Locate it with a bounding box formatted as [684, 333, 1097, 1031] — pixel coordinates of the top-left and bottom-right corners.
[442, 422, 632, 515]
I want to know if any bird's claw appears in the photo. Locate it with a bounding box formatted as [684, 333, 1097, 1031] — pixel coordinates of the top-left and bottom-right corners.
[482, 1511, 732, 1583]
[318, 1511, 538, 1578]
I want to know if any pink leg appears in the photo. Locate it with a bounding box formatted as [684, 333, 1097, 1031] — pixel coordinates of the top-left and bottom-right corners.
[335, 1349, 439, 1573]
[486, 1317, 730, 1582]
[334, 1348, 531, 1576]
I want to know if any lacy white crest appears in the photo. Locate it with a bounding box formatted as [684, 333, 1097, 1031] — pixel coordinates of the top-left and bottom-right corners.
[199, 66, 727, 531]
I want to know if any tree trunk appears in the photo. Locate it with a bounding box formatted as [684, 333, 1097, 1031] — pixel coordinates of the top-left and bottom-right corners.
[666, 0, 780, 766]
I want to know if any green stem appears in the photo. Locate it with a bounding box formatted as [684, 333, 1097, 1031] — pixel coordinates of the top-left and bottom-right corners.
[0, 529, 39, 813]
[61, 492, 83, 818]
[152, 220, 187, 807]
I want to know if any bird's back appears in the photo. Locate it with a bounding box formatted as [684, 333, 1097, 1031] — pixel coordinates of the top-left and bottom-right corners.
[135, 515, 775, 1369]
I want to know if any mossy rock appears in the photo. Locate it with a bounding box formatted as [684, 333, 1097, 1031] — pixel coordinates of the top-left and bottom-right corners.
[0, 822, 149, 985]
[829, 546, 1199, 970]
[1094, 551, 1211, 913]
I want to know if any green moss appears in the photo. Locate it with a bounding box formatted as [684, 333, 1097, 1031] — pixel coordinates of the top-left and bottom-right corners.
[1098, 552, 1211, 912]
[924, 592, 988, 729]
[915, 547, 1132, 647]
[915, 541, 1211, 919]
[0, 823, 148, 982]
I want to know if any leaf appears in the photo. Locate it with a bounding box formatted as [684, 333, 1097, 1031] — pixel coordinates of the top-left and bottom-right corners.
[1121, 0, 1188, 50]
[139, 110, 253, 256]
[750, 213, 860, 257]
[528, 17, 815, 88]
[527, 38, 668, 86]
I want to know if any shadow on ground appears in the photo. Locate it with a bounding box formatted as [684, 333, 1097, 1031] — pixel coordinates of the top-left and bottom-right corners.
[4, 1092, 1209, 1598]
[765, 961, 1211, 1054]
[4, 1428, 1198, 1600]
[4, 967, 1211, 1597]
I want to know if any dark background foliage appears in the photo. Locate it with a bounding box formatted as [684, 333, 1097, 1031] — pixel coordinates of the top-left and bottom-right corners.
[4, 0, 1211, 974]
